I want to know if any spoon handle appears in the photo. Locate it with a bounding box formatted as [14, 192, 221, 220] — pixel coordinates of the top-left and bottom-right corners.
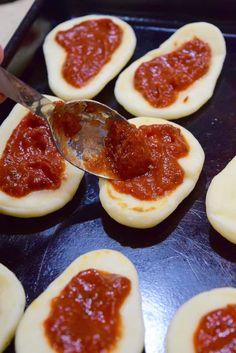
[0, 66, 54, 119]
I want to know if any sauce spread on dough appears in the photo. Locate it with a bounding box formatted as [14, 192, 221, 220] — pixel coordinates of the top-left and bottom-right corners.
[44, 269, 131, 353]
[134, 37, 211, 107]
[56, 19, 123, 88]
[194, 304, 236, 353]
[111, 124, 189, 200]
[0, 113, 65, 197]
[51, 102, 151, 180]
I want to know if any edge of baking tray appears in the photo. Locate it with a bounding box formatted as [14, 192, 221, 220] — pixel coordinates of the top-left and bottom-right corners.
[2, 0, 45, 67]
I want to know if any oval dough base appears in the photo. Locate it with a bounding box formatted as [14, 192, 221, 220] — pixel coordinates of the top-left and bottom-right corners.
[15, 249, 144, 353]
[99, 117, 204, 229]
[115, 22, 226, 119]
[0, 95, 84, 217]
[166, 287, 236, 353]
[43, 15, 137, 100]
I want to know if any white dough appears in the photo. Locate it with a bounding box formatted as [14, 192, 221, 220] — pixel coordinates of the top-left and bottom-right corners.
[0, 95, 84, 218]
[0, 263, 25, 353]
[99, 117, 204, 229]
[15, 249, 144, 353]
[166, 287, 236, 353]
[206, 156, 236, 244]
[115, 22, 226, 119]
[43, 15, 137, 100]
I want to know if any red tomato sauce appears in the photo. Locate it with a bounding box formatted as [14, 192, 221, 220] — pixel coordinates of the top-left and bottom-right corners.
[134, 37, 211, 107]
[86, 119, 152, 180]
[44, 269, 131, 353]
[51, 102, 152, 180]
[51, 101, 82, 138]
[111, 124, 189, 200]
[0, 113, 65, 197]
[56, 19, 123, 88]
[194, 304, 236, 353]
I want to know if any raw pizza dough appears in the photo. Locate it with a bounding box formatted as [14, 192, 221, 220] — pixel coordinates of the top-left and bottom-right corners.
[43, 15, 137, 100]
[0, 96, 84, 217]
[166, 287, 236, 353]
[115, 22, 226, 119]
[0, 263, 25, 353]
[99, 117, 204, 229]
[206, 156, 236, 244]
[15, 249, 144, 353]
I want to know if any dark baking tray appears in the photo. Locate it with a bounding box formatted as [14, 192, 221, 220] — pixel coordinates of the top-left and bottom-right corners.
[2, 0, 45, 67]
[1, 1, 236, 353]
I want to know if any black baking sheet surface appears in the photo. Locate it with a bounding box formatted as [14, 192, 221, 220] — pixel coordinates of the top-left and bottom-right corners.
[1, 1, 236, 353]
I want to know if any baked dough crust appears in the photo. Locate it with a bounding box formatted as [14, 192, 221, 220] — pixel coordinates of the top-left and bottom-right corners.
[43, 15, 137, 100]
[166, 287, 236, 353]
[15, 249, 144, 353]
[115, 22, 226, 119]
[99, 117, 204, 229]
[206, 156, 236, 244]
[0, 96, 84, 218]
[0, 263, 25, 353]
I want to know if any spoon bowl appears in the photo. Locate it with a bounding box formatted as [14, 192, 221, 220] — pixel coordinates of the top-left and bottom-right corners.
[0, 66, 130, 179]
[49, 99, 129, 179]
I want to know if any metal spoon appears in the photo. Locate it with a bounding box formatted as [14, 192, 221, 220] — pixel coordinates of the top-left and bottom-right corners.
[0, 66, 129, 179]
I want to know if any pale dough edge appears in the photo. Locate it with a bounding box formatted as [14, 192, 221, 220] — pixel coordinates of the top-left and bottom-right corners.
[206, 156, 236, 244]
[0, 263, 25, 353]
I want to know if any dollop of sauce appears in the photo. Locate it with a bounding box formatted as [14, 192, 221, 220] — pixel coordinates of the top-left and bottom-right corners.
[86, 119, 152, 180]
[134, 37, 211, 107]
[194, 304, 236, 353]
[111, 124, 189, 200]
[51, 101, 151, 180]
[0, 113, 65, 197]
[56, 19, 123, 88]
[44, 269, 131, 353]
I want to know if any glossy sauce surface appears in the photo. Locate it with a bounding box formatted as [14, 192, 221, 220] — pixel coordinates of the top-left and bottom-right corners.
[134, 37, 211, 107]
[51, 103, 151, 180]
[194, 305, 236, 353]
[51, 101, 82, 139]
[86, 119, 151, 180]
[111, 124, 189, 200]
[0, 113, 65, 197]
[56, 19, 123, 87]
[44, 269, 131, 353]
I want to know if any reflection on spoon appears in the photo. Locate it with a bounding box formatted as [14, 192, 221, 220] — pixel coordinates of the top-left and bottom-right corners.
[0, 66, 151, 179]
